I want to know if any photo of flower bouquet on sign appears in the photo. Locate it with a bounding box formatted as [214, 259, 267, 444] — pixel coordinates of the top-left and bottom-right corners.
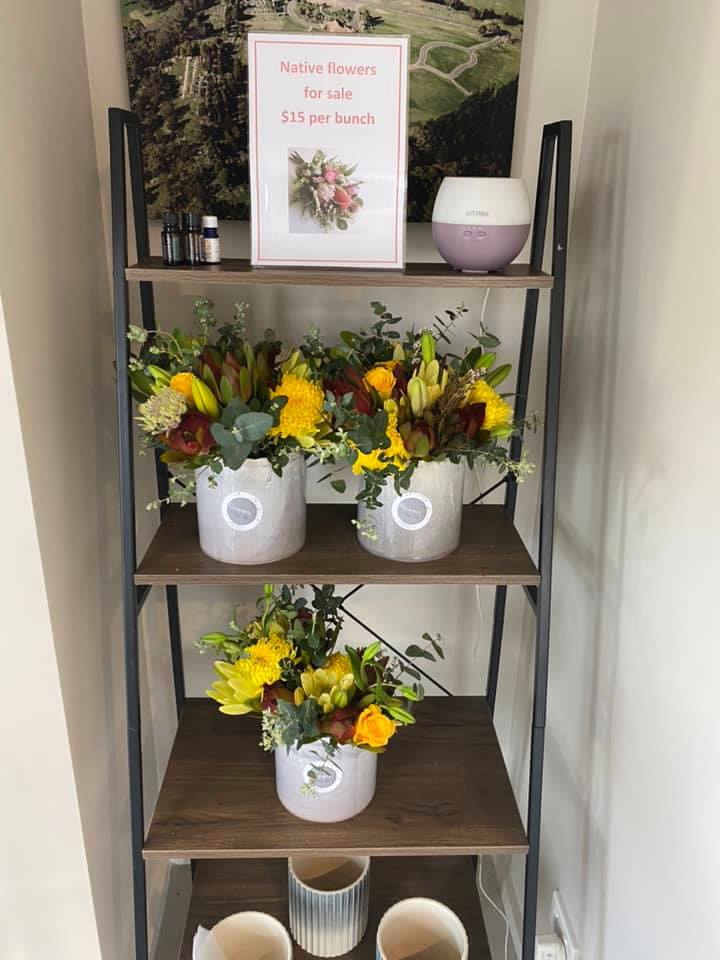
[197, 584, 442, 822]
[288, 148, 363, 233]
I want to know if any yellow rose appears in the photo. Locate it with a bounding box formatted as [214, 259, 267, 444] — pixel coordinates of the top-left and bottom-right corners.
[353, 704, 396, 749]
[364, 364, 396, 401]
[169, 371, 195, 404]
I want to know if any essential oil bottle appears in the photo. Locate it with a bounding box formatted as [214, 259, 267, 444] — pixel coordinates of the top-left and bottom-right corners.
[182, 212, 203, 265]
[161, 213, 183, 266]
[201, 215, 221, 263]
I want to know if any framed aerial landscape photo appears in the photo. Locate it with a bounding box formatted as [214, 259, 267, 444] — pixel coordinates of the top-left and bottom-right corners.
[121, 0, 524, 222]
[248, 32, 408, 267]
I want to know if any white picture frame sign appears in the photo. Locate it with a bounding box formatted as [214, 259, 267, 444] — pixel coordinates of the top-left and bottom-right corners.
[248, 32, 409, 269]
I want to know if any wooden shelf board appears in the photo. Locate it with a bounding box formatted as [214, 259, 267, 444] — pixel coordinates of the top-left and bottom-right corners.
[180, 856, 491, 960]
[144, 697, 527, 860]
[135, 504, 540, 587]
[126, 257, 553, 289]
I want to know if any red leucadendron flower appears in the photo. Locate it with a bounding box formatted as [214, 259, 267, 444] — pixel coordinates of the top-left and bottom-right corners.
[325, 366, 373, 415]
[320, 705, 358, 744]
[164, 412, 217, 457]
[455, 402, 487, 440]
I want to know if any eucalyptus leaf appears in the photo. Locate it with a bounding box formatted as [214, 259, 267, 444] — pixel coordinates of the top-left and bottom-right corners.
[210, 423, 235, 448]
[405, 643, 434, 661]
[221, 397, 249, 427]
[232, 411, 273, 443]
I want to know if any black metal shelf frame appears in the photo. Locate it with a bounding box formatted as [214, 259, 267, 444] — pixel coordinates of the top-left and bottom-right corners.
[109, 107, 571, 960]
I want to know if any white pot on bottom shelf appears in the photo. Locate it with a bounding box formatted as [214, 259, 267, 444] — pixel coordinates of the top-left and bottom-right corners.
[195, 454, 306, 564]
[356, 459, 466, 562]
[275, 740, 377, 823]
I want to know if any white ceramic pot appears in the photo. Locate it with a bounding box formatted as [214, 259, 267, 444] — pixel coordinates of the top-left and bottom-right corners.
[357, 460, 465, 562]
[288, 856, 370, 957]
[275, 741, 377, 823]
[193, 912, 293, 960]
[376, 898, 469, 960]
[195, 454, 306, 564]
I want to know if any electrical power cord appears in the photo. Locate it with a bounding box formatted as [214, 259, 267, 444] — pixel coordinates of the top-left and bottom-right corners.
[478, 855, 511, 960]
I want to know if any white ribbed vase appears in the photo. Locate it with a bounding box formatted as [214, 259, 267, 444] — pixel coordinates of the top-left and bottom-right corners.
[357, 460, 466, 562]
[195, 454, 306, 564]
[288, 856, 370, 957]
[275, 741, 377, 823]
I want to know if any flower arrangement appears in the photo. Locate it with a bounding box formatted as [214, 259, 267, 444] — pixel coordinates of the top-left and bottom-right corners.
[198, 584, 442, 768]
[128, 298, 331, 503]
[289, 149, 363, 231]
[320, 301, 536, 507]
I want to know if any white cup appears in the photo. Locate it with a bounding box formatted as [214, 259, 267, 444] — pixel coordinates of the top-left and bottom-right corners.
[376, 898, 469, 960]
[193, 912, 293, 960]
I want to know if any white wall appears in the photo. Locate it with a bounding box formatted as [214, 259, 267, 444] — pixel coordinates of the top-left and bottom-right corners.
[0, 1, 128, 958]
[500, 0, 720, 957]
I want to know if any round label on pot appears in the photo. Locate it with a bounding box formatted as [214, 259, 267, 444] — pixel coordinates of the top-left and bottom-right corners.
[221, 492, 263, 532]
[391, 492, 433, 531]
[302, 761, 343, 795]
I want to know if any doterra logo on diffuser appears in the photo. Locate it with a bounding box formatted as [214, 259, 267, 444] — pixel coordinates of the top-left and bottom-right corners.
[221, 492, 263, 532]
[391, 492, 433, 531]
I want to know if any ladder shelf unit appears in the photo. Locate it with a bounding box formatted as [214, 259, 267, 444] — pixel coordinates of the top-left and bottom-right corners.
[109, 107, 571, 960]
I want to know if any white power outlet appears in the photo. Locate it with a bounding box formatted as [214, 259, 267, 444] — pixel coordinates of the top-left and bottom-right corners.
[551, 891, 580, 960]
[535, 933, 566, 960]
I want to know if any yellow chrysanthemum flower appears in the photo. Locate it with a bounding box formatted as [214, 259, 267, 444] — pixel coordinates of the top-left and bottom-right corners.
[269, 373, 324, 448]
[351, 411, 410, 475]
[324, 652, 352, 678]
[169, 371, 195, 404]
[467, 379, 513, 431]
[241, 635, 295, 687]
[206, 668, 262, 716]
[206, 634, 295, 716]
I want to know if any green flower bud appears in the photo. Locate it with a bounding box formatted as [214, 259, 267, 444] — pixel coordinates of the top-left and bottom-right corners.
[420, 329, 435, 365]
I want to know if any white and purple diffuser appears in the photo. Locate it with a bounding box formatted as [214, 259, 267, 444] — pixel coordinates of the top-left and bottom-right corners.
[432, 177, 530, 272]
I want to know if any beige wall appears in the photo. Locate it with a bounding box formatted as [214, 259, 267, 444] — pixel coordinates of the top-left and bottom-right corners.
[0, 1, 128, 958]
[0, 296, 102, 959]
[498, 0, 720, 956]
